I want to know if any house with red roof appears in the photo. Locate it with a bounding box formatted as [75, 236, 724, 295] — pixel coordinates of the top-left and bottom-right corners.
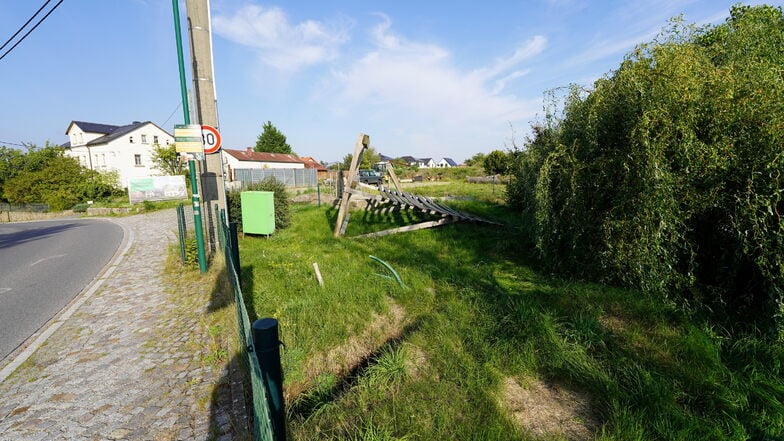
[223, 147, 305, 181]
[300, 156, 328, 180]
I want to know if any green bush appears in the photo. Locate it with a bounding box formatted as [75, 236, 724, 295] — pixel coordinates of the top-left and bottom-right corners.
[71, 203, 89, 213]
[507, 5, 784, 338]
[2, 145, 123, 209]
[404, 165, 482, 181]
[227, 177, 291, 232]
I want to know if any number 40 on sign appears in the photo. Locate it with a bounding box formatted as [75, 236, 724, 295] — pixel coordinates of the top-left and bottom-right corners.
[201, 125, 222, 154]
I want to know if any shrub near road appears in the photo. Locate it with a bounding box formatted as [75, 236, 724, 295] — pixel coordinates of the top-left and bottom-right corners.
[238, 181, 784, 440]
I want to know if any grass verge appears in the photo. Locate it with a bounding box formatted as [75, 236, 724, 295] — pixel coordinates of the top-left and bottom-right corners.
[238, 181, 784, 440]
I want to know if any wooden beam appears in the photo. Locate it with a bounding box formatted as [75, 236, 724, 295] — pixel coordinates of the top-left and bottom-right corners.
[351, 217, 457, 239]
[339, 211, 351, 236]
[386, 163, 402, 191]
[333, 134, 369, 237]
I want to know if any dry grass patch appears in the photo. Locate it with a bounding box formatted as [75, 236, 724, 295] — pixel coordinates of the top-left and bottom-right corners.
[287, 300, 407, 401]
[403, 343, 429, 380]
[501, 376, 598, 441]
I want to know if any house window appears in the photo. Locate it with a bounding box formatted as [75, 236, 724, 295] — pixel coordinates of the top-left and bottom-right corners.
[134, 154, 142, 166]
[129, 136, 134, 143]
[141, 135, 148, 144]
[153, 135, 158, 144]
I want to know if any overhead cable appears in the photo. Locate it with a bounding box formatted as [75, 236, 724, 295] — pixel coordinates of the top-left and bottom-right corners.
[0, 141, 28, 148]
[0, 0, 65, 62]
[0, 0, 52, 53]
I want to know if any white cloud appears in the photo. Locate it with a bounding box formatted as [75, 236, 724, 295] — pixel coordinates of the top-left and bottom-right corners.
[564, 0, 713, 69]
[564, 28, 659, 67]
[328, 16, 544, 132]
[212, 5, 350, 71]
[492, 69, 532, 95]
[473, 36, 547, 81]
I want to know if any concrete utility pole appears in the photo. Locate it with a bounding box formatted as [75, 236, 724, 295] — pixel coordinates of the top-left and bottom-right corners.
[185, 0, 226, 249]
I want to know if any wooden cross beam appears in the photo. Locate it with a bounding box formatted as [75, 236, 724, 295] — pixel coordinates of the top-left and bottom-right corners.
[333, 133, 369, 237]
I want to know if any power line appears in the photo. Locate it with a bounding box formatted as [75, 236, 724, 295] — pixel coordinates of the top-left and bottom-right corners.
[0, 0, 53, 53]
[0, 141, 29, 148]
[161, 102, 183, 128]
[0, 0, 64, 62]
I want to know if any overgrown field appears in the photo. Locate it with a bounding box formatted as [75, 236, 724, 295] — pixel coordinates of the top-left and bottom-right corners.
[238, 183, 784, 440]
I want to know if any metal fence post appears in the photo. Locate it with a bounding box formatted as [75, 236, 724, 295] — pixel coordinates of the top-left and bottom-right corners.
[252, 318, 286, 441]
[214, 205, 223, 248]
[229, 221, 241, 280]
[176, 204, 187, 264]
[219, 208, 226, 246]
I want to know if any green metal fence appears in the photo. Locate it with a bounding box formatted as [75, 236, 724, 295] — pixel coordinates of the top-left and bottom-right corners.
[176, 204, 188, 264]
[215, 208, 278, 441]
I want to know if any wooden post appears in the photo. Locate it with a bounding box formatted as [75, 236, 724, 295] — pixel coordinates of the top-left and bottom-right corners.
[313, 262, 324, 287]
[352, 217, 457, 239]
[333, 134, 369, 237]
[386, 163, 402, 191]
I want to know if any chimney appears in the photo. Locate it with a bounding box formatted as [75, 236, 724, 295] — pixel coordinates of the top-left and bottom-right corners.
[246, 147, 253, 154]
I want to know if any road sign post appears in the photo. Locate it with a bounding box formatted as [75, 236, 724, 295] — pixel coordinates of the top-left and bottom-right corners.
[174, 124, 207, 273]
[188, 159, 207, 273]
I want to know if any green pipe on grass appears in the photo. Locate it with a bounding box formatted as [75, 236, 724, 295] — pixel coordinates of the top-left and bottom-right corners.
[369, 255, 406, 288]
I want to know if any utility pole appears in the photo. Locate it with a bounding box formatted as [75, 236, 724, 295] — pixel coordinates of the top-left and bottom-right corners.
[172, 0, 207, 273]
[185, 0, 226, 250]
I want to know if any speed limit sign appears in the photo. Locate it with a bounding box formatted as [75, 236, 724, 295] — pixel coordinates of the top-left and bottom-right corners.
[201, 125, 222, 154]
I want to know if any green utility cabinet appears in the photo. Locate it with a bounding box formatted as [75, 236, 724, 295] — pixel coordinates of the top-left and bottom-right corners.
[241, 191, 275, 235]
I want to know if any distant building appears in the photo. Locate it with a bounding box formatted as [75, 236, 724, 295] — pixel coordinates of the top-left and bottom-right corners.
[62, 120, 174, 188]
[383, 155, 446, 168]
[418, 158, 436, 168]
[399, 156, 418, 167]
[300, 156, 329, 180]
[223, 148, 305, 181]
[437, 158, 458, 168]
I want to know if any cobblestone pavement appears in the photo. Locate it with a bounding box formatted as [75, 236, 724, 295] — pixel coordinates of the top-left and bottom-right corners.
[0, 210, 246, 441]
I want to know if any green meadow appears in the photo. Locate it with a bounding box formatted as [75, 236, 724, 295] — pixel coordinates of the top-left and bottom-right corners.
[237, 182, 783, 440]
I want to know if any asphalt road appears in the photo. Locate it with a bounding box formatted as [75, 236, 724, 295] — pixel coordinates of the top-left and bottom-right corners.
[0, 218, 124, 361]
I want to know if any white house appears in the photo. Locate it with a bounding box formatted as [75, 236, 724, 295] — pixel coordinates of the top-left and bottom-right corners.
[223, 148, 305, 181]
[63, 120, 174, 188]
[417, 158, 437, 168]
[437, 158, 458, 168]
[399, 156, 419, 167]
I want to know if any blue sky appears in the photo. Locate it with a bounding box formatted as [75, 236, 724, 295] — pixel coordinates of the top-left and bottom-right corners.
[1, 0, 779, 163]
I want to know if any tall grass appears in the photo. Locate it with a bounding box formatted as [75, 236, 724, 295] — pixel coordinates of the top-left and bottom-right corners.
[238, 182, 784, 440]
